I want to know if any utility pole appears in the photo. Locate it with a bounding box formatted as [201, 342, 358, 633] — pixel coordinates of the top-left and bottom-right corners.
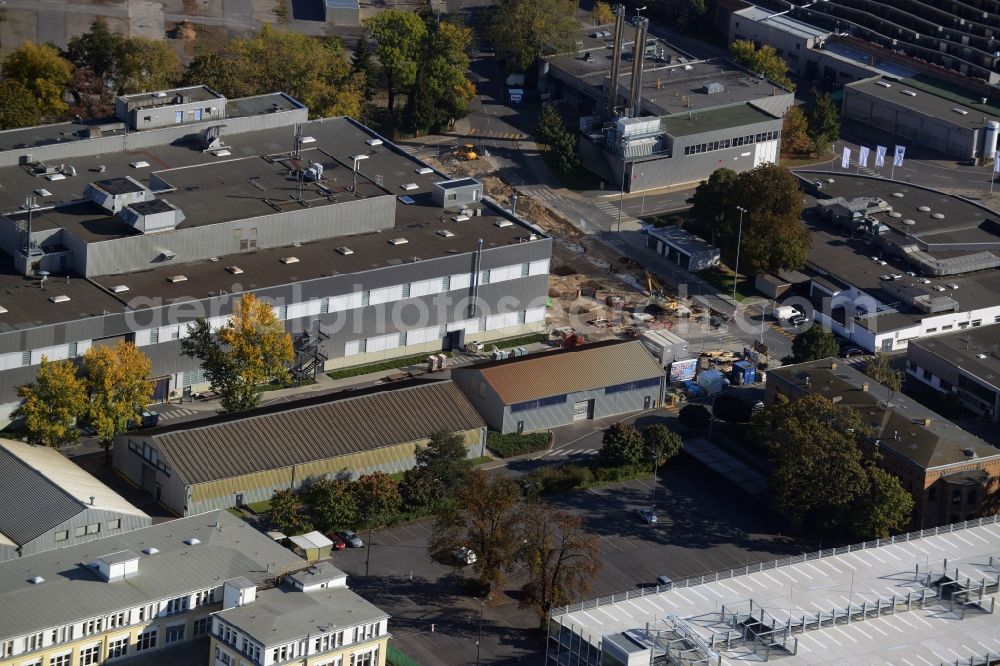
[734, 206, 747, 304]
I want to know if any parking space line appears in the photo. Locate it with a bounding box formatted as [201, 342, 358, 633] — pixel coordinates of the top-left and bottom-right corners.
[790, 565, 813, 580]
[732, 578, 755, 591]
[773, 568, 797, 583]
[801, 634, 827, 650]
[966, 530, 989, 543]
[687, 588, 711, 602]
[913, 654, 935, 665]
[830, 626, 858, 643]
[811, 560, 839, 575]
[760, 572, 783, 587]
[908, 542, 931, 555]
[951, 532, 975, 547]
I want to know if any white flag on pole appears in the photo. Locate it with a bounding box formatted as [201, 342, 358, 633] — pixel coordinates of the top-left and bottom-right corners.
[875, 145, 887, 168]
[893, 145, 906, 167]
[841, 147, 852, 169]
[858, 146, 870, 168]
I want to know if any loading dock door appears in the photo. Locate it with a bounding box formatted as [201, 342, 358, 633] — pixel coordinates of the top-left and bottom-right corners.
[573, 399, 595, 421]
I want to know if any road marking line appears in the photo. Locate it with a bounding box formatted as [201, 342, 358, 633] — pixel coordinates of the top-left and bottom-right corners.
[687, 588, 710, 602]
[791, 565, 813, 580]
[914, 655, 935, 666]
[966, 529, 989, 543]
[810, 560, 838, 575]
[732, 578, 754, 591]
[773, 568, 797, 583]
[908, 542, 931, 555]
[760, 572, 783, 587]
[864, 622, 887, 637]
[831, 626, 857, 643]
[951, 532, 975, 547]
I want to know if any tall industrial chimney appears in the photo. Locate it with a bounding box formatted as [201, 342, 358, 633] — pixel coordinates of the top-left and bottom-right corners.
[628, 17, 650, 118]
[607, 4, 627, 118]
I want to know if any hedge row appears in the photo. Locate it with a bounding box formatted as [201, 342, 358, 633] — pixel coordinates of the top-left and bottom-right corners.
[327, 352, 450, 380]
[521, 462, 647, 495]
[486, 430, 552, 458]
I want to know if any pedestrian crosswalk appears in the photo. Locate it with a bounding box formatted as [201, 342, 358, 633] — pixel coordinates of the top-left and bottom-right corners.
[594, 201, 620, 217]
[521, 186, 562, 202]
[156, 406, 200, 422]
[540, 447, 600, 458]
[465, 128, 524, 140]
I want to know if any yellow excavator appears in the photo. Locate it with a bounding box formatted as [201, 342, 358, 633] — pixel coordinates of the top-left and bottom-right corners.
[455, 143, 477, 161]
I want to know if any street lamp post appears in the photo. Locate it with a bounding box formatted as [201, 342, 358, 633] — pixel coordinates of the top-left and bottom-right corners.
[616, 166, 627, 232]
[733, 206, 747, 304]
[649, 451, 658, 515]
[640, 171, 647, 217]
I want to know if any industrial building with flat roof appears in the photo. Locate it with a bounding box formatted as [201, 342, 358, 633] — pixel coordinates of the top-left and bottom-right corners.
[0, 438, 150, 562]
[843, 76, 1000, 161]
[113, 379, 487, 515]
[542, 17, 792, 191]
[452, 340, 664, 434]
[0, 509, 307, 666]
[0, 86, 552, 424]
[792, 173, 1000, 353]
[548, 516, 1000, 665]
[767, 359, 1000, 529]
[907, 326, 1000, 423]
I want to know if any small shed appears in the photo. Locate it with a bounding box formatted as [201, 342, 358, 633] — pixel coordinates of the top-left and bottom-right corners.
[289, 531, 334, 562]
[325, 0, 360, 25]
[432, 178, 482, 208]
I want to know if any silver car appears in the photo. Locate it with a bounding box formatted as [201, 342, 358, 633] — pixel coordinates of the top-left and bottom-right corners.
[338, 531, 364, 548]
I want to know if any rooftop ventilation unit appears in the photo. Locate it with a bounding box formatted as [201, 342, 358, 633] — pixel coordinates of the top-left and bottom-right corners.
[438, 229, 455, 237]
[401, 183, 419, 191]
[167, 275, 187, 283]
[49, 295, 70, 303]
[952, 107, 969, 115]
[703, 82, 724, 94]
[0, 306, 7, 314]
[416, 167, 434, 175]
[495, 220, 514, 228]
[111, 285, 129, 293]
[184, 537, 201, 546]
[143, 547, 159, 555]
[28, 576, 44, 585]
[226, 266, 244, 274]
[130, 160, 151, 169]
[452, 214, 470, 222]
[901, 90, 917, 96]
[336, 246, 354, 255]
[300, 136, 316, 144]
[281, 256, 299, 264]
[875, 80, 892, 88]
[389, 238, 409, 246]
[366, 138, 383, 146]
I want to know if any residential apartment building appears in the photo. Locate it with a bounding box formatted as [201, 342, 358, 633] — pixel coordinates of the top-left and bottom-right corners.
[211, 563, 388, 666]
[766, 359, 1000, 528]
[0, 438, 150, 562]
[0, 510, 302, 666]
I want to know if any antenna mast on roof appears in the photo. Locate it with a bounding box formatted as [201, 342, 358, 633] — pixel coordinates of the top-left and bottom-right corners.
[292, 124, 302, 159]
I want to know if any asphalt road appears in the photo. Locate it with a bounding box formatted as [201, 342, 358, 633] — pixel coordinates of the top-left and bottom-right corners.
[331, 457, 811, 665]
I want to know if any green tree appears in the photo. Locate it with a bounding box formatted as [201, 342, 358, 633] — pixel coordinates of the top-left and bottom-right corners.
[403, 21, 476, 133]
[534, 105, 566, 145]
[518, 501, 601, 625]
[116, 37, 182, 94]
[486, 0, 580, 72]
[727, 164, 810, 275]
[269, 488, 307, 534]
[14, 357, 87, 449]
[591, 1, 614, 24]
[415, 430, 474, 494]
[807, 91, 840, 153]
[430, 469, 523, 593]
[862, 352, 902, 392]
[181, 293, 295, 414]
[853, 463, 914, 539]
[691, 167, 738, 245]
[352, 472, 402, 528]
[363, 10, 427, 114]
[679, 404, 711, 429]
[305, 477, 357, 533]
[82, 341, 154, 463]
[599, 422, 645, 467]
[399, 465, 446, 513]
[781, 105, 812, 155]
[0, 79, 41, 129]
[642, 423, 682, 466]
[534, 105, 579, 177]
[352, 37, 378, 101]
[65, 18, 124, 79]
[729, 39, 794, 91]
[791, 325, 840, 363]
[753, 394, 871, 531]
[186, 25, 363, 118]
[549, 131, 580, 177]
[2, 41, 73, 117]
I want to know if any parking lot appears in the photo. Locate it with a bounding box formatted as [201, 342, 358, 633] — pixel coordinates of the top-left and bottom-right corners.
[331, 456, 812, 665]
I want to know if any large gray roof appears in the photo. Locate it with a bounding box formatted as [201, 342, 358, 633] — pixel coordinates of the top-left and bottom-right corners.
[218, 585, 387, 646]
[0, 447, 81, 546]
[0, 510, 303, 641]
[146, 380, 486, 485]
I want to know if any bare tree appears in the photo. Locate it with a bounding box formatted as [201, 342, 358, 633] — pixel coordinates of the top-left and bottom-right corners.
[518, 501, 601, 626]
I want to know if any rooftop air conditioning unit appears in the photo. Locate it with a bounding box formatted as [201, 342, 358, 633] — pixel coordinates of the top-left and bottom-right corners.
[226, 266, 244, 274]
[366, 138, 383, 146]
[416, 167, 434, 175]
[111, 285, 129, 293]
[49, 295, 71, 303]
[389, 238, 409, 246]
[438, 229, 455, 237]
[495, 220, 514, 228]
[401, 183, 418, 191]
[281, 257, 299, 264]
[167, 275, 187, 283]
[336, 246, 354, 255]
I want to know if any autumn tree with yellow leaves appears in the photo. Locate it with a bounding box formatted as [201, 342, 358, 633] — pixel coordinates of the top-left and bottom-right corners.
[182, 293, 295, 414]
[15, 357, 88, 449]
[83, 341, 154, 462]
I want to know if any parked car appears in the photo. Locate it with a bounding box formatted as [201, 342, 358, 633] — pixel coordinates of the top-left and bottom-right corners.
[790, 315, 807, 327]
[339, 531, 364, 548]
[453, 546, 477, 565]
[656, 575, 673, 589]
[127, 409, 159, 430]
[326, 534, 347, 551]
[841, 347, 865, 359]
[637, 509, 658, 525]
